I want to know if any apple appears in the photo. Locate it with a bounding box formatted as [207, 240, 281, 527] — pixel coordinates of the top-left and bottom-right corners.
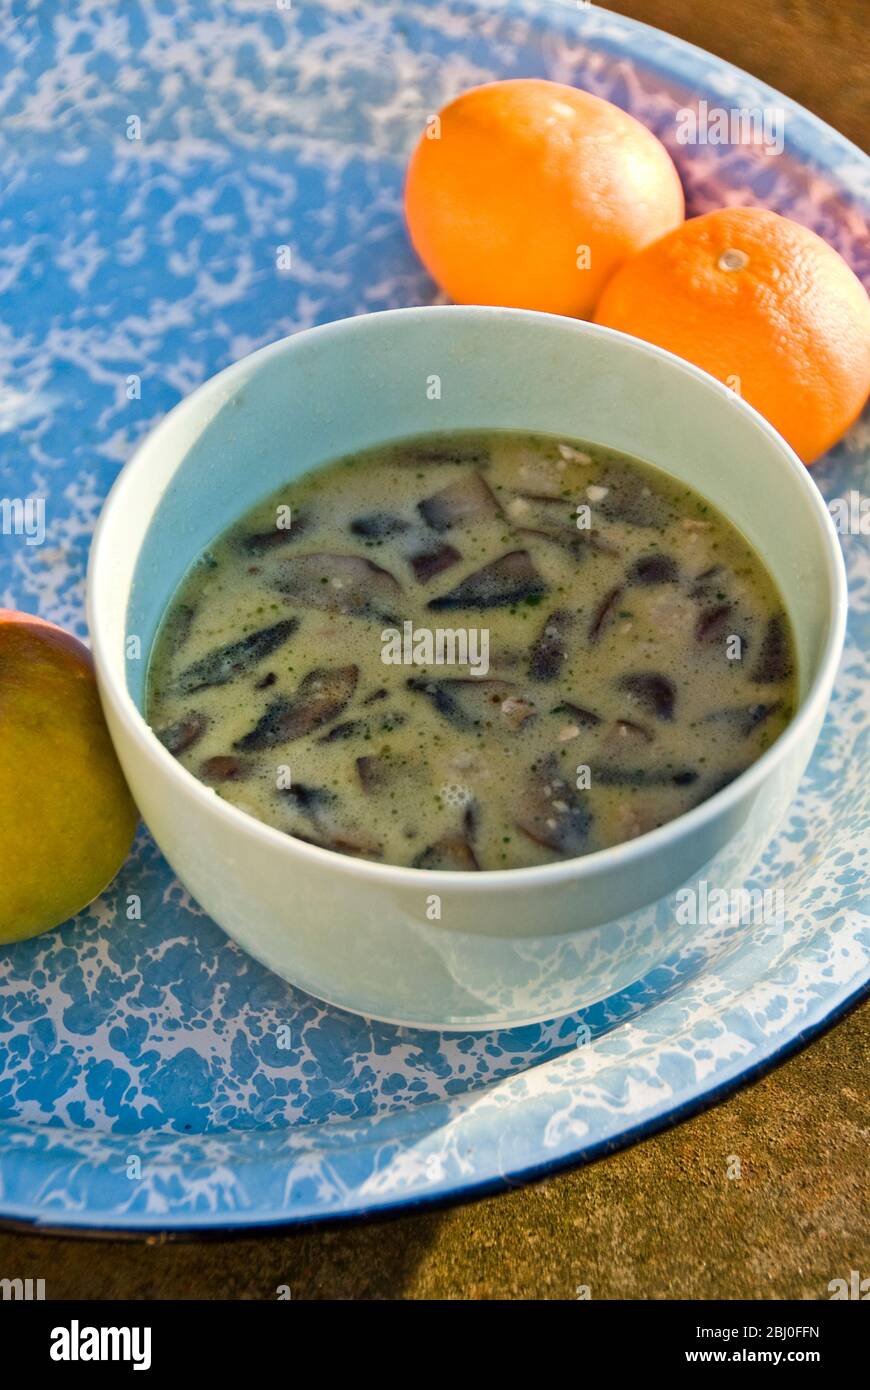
[0, 609, 138, 943]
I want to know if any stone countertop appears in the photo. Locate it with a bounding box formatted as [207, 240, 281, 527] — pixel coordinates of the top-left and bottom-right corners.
[1, 0, 867, 1299]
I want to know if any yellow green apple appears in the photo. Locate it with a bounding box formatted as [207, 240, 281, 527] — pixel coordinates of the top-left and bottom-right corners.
[0, 608, 138, 944]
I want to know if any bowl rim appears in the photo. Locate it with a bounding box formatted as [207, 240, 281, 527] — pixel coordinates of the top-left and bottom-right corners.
[87, 304, 848, 892]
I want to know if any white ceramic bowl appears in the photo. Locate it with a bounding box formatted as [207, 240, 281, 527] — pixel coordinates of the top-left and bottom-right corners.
[87, 307, 846, 1029]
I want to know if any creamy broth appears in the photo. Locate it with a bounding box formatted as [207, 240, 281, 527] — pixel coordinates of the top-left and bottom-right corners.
[146, 432, 797, 870]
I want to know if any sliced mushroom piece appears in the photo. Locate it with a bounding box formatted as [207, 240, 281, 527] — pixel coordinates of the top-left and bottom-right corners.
[529, 608, 574, 681]
[418, 471, 501, 531]
[175, 619, 298, 695]
[607, 717, 655, 749]
[234, 664, 359, 750]
[689, 564, 726, 599]
[515, 754, 592, 857]
[156, 711, 209, 756]
[751, 614, 792, 684]
[292, 829, 383, 859]
[588, 585, 623, 643]
[427, 550, 547, 611]
[590, 765, 698, 787]
[275, 553, 402, 621]
[617, 672, 676, 722]
[514, 525, 589, 560]
[317, 719, 368, 744]
[508, 491, 572, 508]
[279, 783, 383, 858]
[278, 782, 339, 824]
[200, 755, 251, 783]
[551, 700, 602, 728]
[628, 554, 679, 586]
[512, 496, 619, 553]
[407, 677, 521, 732]
[356, 754, 390, 794]
[408, 540, 463, 583]
[703, 701, 782, 737]
[580, 528, 622, 558]
[243, 512, 309, 554]
[500, 696, 537, 731]
[744, 699, 784, 734]
[356, 749, 418, 794]
[349, 511, 411, 540]
[695, 602, 734, 643]
[283, 781, 386, 853]
[162, 603, 196, 655]
[412, 835, 481, 871]
[461, 801, 479, 842]
[598, 718, 656, 764]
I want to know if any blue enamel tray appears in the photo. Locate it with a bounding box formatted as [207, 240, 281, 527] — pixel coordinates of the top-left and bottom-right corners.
[0, 0, 867, 1230]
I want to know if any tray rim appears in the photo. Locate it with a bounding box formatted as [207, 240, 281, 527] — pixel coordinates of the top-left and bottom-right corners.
[1, 980, 867, 1233]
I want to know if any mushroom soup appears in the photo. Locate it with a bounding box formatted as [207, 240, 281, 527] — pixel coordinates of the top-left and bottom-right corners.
[146, 432, 797, 870]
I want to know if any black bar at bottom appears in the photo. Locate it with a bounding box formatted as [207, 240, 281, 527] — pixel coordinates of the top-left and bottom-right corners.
[4, 1295, 863, 1373]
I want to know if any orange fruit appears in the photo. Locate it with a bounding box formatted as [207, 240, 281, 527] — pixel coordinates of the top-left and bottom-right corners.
[404, 78, 684, 318]
[595, 206, 870, 465]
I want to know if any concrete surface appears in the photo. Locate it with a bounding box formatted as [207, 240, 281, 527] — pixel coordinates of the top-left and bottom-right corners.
[0, 0, 866, 1299]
